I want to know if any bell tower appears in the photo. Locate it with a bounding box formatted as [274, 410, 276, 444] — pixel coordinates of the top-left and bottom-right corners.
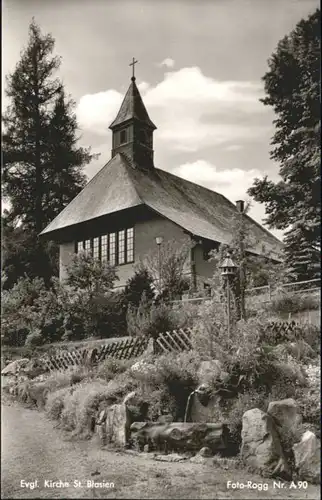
[109, 58, 157, 170]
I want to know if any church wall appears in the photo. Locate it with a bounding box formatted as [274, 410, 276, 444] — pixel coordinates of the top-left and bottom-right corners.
[58, 215, 217, 289]
[114, 215, 191, 289]
[194, 244, 217, 284]
[59, 241, 75, 281]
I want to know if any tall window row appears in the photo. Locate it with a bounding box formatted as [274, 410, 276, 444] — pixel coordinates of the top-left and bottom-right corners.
[76, 228, 134, 265]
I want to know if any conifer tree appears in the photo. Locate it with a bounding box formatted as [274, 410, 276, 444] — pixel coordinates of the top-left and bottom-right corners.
[247, 9, 320, 280]
[2, 19, 93, 232]
[2, 20, 95, 286]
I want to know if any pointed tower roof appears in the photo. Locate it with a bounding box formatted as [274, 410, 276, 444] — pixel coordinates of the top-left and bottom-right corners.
[109, 77, 156, 130]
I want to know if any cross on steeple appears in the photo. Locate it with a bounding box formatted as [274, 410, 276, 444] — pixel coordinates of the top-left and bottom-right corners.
[129, 57, 138, 80]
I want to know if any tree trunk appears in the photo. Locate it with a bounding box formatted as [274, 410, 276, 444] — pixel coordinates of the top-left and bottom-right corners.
[130, 422, 229, 453]
[33, 52, 43, 234]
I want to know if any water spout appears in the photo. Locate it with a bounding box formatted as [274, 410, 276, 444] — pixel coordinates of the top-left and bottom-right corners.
[184, 391, 195, 423]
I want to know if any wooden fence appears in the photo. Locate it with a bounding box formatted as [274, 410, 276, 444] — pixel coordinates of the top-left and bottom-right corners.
[38, 329, 194, 371]
[41, 336, 149, 372]
[153, 328, 193, 354]
[31, 319, 312, 373]
[171, 278, 321, 306]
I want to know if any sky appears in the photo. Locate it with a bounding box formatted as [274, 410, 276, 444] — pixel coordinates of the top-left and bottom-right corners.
[2, 0, 319, 239]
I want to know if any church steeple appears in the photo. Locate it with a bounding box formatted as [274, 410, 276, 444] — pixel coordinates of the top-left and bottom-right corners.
[109, 60, 156, 170]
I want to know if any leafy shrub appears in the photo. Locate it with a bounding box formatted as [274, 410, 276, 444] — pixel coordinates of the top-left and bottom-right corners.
[129, 351, 201, 421]
[46, 386, 72, 420]
[266, 292, 320, 315]
[123, 266, 155, 308]
[58, 376, 137, 438]
[296, 362, 321, 434]
[127, 296, 180, 338]
[1, 276, 48, 346]
[259, 321, 320, 355]
[141, 239, 192, 299]
[96, 357, 133, 383]
[25, 330, 44, 346]
[60, 254, 125, 340]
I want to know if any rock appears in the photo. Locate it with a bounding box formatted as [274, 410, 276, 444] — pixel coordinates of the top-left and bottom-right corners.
[158, 414, 174, 424]
[293, 431, 320, 484]
[143, 444, 150, 453]
[130, 360, 158, 380]
[197, 360, 222, 385]
[154, 453, 187, 462]
[101, 392, 142, 447]
[241, 408, 291, 479]
[1, 358, 30, 375]
[198, 446, 212, 457]
[96, 409, 107, 426]
[267, 399, 302, 438]
[130, 421, 229, 453]
[104, 403, 130, 447]
[190, 455, 213, 464]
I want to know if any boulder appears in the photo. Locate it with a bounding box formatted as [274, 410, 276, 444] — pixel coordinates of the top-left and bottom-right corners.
[293, 431, 320, 484]
[197, 360, 223, 385]
[241, 408, 291, 479]
[267, 399, 302, 438]
[1, 358, 30, 376]
[96, 391, 141, 447]
[198, 446, 212, 457]
[104, 403, 130, 447]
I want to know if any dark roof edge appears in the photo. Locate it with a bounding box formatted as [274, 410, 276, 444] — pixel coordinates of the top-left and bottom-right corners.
[40, 202, 145, 240]
[39, 153, 144, 237]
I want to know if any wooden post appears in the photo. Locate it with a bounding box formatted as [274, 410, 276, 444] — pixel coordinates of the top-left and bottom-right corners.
[227, 281, 231, 337]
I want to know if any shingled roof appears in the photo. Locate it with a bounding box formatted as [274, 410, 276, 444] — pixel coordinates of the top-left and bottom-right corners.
[40, 153, 282, 258]
[109, 77, 156, 130]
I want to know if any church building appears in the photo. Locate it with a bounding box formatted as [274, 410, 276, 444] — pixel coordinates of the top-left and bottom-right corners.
[40, 66, 282, 289]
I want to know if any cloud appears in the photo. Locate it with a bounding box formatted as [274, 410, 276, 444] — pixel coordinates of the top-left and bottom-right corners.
[172, 159, 285, 240]
[225, 144, 243, 152]
[76, 66, 269, 151]
[171, 159, 274, 237]
[173, 159, 259, 204]
[138, 81, 150, 93]
[77, 90, 122, 135]
[157, 58, 175, 68]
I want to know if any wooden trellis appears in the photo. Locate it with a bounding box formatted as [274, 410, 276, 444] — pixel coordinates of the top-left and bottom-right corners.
[154, 328, 193, 354]
[263, 320, 306, 343]
[40, 337, 149, 372]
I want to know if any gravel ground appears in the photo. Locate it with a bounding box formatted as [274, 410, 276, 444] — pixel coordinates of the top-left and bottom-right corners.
[1, 398, 320, 499]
